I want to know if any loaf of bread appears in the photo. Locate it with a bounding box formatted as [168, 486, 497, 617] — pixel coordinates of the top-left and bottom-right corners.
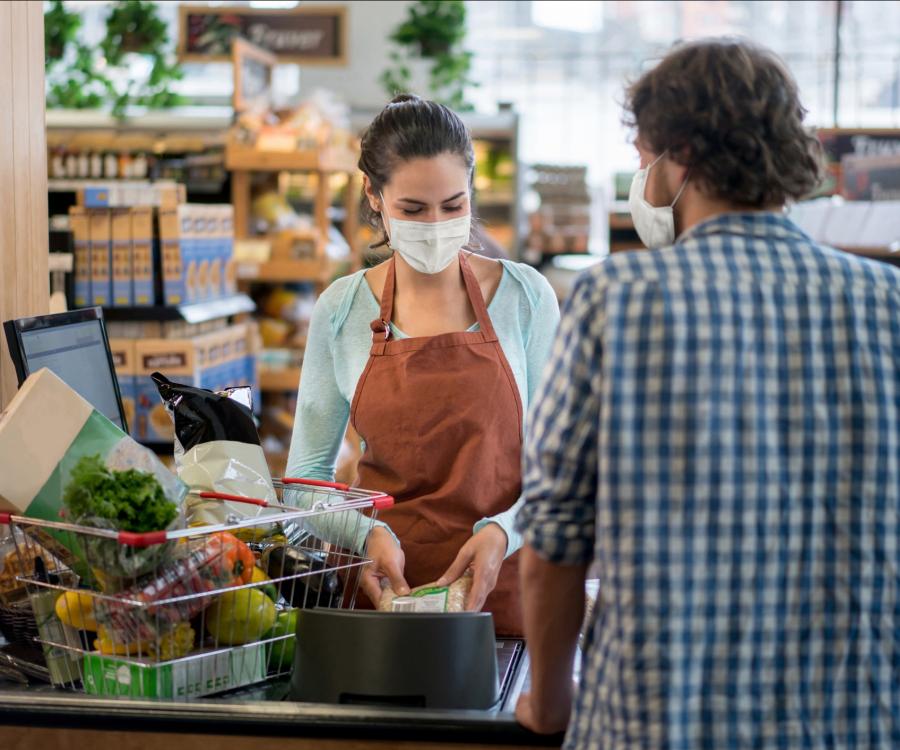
[377, 571, 474, 613]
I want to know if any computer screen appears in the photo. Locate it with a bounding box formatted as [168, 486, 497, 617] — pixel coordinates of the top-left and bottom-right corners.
[3, 308, 127, 431]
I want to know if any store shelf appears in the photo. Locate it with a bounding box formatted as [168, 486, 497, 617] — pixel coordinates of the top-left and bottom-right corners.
[102, 293, 256, 323]
[235, 258, 333, 283]
[608, 213, 635, 231]
[48, 252, 73, 273]
[226, 142, 358, 173]
[259, 367, 301, 392]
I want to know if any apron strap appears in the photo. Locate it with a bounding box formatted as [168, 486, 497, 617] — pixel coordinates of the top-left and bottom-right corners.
[458, 253, 498, 342]
[369, 257, 398, 345]
[369, 253, 498, 345]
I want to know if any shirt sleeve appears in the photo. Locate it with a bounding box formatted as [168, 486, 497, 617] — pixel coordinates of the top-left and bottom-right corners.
[474, 268, 561, 557]
[286, 292, 393, 554]
[515, 271, 603, 565]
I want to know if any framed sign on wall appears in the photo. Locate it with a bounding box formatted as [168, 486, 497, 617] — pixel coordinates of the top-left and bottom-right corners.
[232, 38, 276, 114]
[179, 5, 347, 65]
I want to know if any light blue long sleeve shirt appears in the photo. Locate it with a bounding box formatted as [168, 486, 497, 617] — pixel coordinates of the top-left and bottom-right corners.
[286, 259, 560, 556]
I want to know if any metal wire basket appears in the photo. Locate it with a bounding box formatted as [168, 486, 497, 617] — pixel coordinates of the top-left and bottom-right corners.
[1, 477, 392, 700]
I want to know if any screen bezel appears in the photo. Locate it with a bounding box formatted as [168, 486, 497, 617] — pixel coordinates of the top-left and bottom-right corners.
[2, 306, 129, 433]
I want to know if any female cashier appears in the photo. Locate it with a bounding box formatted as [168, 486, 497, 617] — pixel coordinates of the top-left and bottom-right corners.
[286, 94, 559, 636]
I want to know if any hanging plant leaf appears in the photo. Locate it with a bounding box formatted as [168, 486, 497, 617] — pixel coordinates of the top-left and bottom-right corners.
[44, 0, 81, 65]
[381, 0, 474, 109]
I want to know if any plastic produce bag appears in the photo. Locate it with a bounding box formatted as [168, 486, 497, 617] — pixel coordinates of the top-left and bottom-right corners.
[152, 373, 278, 526]
[0, 369, 187, 575]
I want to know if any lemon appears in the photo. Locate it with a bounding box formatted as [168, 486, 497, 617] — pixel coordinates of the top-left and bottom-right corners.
[205, 587, 277, 645]
[250, 565, 279, 602]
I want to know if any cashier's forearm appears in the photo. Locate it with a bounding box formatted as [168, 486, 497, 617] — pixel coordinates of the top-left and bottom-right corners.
[520, 545, 586, 714]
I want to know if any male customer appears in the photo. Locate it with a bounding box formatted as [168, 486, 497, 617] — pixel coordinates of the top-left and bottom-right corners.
[516, 38, 900, 748]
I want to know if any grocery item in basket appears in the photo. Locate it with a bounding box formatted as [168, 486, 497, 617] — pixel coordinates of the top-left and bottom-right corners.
[264, 607, 298, 670]
[97, 531, 253, 642]
[94, 621, 195, 661]
[262, 544, 343, 609]
[62, 454, 183, 579]
[205, 587, 277, 645]
[151, 372, 277, 526]
[378, 571, 474, 613]
[0, 369, 188, 559]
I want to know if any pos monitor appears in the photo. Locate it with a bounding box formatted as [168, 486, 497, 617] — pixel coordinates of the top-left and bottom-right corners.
[3, 307, 128, 432]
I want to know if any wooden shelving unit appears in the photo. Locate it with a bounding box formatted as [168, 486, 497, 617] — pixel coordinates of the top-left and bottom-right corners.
[226, 139, 361, 259]
[235, 258, 333, 284]
[259, 367, 302, 393]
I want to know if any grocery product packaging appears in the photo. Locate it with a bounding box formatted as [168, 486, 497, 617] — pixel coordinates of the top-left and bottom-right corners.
[134, 339, 200, 442]
[89, 210, 112, 307]
[111, 209, 134, 306]
[159, 206, 189, 306]
[82, 643, 267, 699]
[0, 369, 187, 571]
[108, 338, 137, 437]
[70, 206, 91, 308]
[151, 372, 277, 525]
[131, 207, 155, 307]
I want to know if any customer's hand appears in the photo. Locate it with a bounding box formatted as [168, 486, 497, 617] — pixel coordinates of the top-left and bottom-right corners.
[360, 526, 408, 607]
[436, 523, 508, 611]
[515, 691, 571, 735]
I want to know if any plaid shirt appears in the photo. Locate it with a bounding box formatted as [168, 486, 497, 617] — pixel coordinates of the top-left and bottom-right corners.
[519, 212, 900, 749]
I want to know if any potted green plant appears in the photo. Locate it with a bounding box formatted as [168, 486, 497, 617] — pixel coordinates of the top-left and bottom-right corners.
[45, 1, 184, 119]
[44, 0, 81, 65]
[380, 0, 476, 110]
[101, 0, 169, 64]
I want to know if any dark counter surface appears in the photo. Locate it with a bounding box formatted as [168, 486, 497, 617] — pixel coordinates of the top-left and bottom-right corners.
[0, 649, 563, 746]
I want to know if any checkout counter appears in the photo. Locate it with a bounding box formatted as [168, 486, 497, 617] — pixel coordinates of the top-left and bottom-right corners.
[0, 638, 565, 749]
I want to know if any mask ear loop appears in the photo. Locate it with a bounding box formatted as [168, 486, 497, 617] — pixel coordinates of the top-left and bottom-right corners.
[670, 169, 690, 208]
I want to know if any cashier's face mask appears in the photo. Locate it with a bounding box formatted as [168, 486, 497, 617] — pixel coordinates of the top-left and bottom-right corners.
[381, 194, 471, 275]
[628, 151, 689, 248]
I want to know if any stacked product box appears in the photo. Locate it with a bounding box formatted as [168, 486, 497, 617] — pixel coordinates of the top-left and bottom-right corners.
[68, 206, 156, 308]
[70, 207, 91, 308]
[134, 338, 200, 443]
[111, 210, 134, 306]
[131, 207, 156, 307]
[89, 211, 112, 307]
[108, 338, 137, 437]
[158, 204, 235, 306]
[130, 323, 261, 443]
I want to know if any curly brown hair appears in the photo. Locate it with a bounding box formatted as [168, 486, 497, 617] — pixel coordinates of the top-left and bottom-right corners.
[624, 38, 824, 207]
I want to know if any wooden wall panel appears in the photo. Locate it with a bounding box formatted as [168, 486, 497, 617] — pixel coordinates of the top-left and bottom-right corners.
[0, 1, 49, 409]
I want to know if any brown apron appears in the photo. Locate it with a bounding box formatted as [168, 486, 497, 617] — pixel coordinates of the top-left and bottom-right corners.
[350, 253, 524, 636]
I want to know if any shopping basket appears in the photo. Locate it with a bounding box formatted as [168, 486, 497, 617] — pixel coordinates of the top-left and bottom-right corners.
[0, 477, 392, 700]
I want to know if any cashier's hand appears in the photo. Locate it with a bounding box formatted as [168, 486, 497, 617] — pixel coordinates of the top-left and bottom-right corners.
[361, 526, 409, 607]
[515, 691, 571, 735]
[436, 523, 508, 611]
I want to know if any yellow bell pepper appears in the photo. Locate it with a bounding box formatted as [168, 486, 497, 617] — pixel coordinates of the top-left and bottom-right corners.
[94, 622, 195, 661]
[55, 590, 99, 631]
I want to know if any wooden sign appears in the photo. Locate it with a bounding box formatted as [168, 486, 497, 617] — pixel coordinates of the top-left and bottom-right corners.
[232, 38, 276, 114]
[178, 5, 347, 65]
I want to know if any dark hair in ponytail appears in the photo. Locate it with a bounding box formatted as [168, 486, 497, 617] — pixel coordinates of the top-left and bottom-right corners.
[359, 94, 481, 250]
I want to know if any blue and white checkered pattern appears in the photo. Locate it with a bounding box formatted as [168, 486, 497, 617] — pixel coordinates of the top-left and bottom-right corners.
[518, 212, 900, 749]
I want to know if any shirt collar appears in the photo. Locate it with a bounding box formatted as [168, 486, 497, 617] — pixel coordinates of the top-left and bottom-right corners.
[678, 211, 811, 245]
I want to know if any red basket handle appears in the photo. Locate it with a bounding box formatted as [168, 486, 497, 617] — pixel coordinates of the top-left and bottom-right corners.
[192, 490, 270, 507]
[117, 530, 169, 548]
[0, 512, 11, 525]
[280, 477, 351, 492]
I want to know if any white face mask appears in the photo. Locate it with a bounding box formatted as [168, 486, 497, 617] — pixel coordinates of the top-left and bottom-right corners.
[381, 195, 471, 275]
[628, 152, 688, 248]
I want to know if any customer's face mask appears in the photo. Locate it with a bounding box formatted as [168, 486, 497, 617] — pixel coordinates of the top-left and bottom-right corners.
[628, 151, 688, 248]
[381, 193, 471, 275]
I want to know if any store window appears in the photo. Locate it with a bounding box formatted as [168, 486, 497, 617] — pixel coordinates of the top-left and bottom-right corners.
[465, 0, 900, 234]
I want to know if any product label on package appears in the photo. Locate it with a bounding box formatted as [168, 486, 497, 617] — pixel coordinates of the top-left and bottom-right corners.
[390, 586, 449, 613]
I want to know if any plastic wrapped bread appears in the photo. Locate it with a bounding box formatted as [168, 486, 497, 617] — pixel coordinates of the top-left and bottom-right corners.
[378, 571, 474, 613]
